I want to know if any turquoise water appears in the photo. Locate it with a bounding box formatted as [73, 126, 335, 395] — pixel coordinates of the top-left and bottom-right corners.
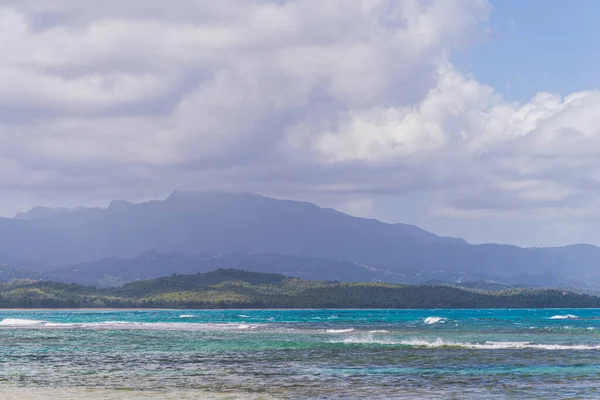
[0, 309, 600, 399]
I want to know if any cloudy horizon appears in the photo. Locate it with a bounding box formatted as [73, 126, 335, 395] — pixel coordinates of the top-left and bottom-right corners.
[1, 0, 600, 247]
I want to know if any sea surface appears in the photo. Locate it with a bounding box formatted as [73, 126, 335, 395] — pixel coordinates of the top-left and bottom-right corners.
[0, 309, 599, 399]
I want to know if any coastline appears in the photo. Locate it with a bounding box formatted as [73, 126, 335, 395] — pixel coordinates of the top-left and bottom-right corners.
[1, 307, 600, 311]
[0, 306, 599, 311]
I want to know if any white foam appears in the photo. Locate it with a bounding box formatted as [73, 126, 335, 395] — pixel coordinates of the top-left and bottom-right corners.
[237, 324, 257, 330]
[326, 328, 355, 333]
[0, 318, 45, 326]
[369, 330, 390, 333]
[44, 323, 78, 327]
[337, 335, 396, 345]
[178, 314, 195, 319]
[331, 335, 600, 350]
[550, 314, 579, 320]
[399, 338, 600, 350]
[238, 315, 250, 318]
[0, 319, 269, 332]
[423, 316, 445, 325]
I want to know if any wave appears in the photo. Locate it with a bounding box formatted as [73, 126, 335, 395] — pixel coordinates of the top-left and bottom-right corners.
[0, 318, 45, 326]
[178, 314, 195, 319]
[0, 318, 270, 332]
[0, 319, 150, 328]
[333, 336, 600, 350]
[326, 328, 355, 333]
[369, 330, 390, 333]
[400, 338, 600, 350]
[423, 317, 445, 325]
[550, 314, 579, 320]
[237, 324, 257, 330]
[238, 315, 250, 318]
[336, 336, 397, 345]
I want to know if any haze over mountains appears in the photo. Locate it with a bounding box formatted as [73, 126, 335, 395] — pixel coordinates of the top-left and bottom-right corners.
[1, 191, 599, 289]
[46, 252, 503, 288]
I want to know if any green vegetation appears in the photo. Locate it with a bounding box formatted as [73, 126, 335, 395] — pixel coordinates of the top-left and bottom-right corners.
[0, 269, 598, 309]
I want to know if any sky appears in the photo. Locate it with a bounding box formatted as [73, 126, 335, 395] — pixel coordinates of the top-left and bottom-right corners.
[1, 0, 600, 247]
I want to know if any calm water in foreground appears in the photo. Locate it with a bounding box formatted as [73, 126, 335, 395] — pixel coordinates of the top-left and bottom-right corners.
[0, 309, 599, 399]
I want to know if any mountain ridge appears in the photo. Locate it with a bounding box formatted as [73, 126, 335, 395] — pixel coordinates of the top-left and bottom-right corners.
[1, 191, 600, 284]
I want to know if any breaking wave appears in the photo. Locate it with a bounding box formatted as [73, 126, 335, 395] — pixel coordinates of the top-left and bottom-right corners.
[0, 318, 45, 326]
[333, 335, 600, 350]
[0, 318, 266, 332]
[237, 324, 257, 330]
[326, 328, 355, 333]
[400, 338, 600, 350]
[550, 314, 579, 320]
[423, 317, 445, 325]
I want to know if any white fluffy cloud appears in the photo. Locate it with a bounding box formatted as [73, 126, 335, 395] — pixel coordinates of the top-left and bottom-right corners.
[1, 0, 599, 245]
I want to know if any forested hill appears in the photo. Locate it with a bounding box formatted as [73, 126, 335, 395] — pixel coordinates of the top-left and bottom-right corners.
[0, 269, 599, 309]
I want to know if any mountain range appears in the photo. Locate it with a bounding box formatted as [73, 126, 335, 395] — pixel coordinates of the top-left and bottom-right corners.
[1, 190, 599, 289]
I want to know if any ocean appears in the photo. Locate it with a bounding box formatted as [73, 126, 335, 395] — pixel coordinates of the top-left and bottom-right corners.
[0, 308, 599, 399]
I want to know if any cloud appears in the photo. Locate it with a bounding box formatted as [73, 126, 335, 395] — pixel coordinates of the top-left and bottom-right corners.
[0, 0, 599, 245]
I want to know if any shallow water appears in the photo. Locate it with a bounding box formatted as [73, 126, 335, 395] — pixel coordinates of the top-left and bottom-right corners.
[0, 308, 599, 399]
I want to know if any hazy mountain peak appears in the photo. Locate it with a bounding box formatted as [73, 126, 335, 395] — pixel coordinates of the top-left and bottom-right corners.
[14, 206, 98, 220]
[107, 199, 133, 209]
[3, 191, 600, 286]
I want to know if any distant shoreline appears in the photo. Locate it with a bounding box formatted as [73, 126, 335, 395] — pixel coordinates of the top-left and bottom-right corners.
[0, 307, 599, 311]
[1, 269, 599, 309]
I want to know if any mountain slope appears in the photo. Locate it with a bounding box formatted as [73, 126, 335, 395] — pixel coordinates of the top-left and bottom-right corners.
[0, 191, 467, 267]
[0, 263, 42, 283]
[44, 252, 521, 288]
[46, 252, 401, 287]
[2, 191, 600, 282]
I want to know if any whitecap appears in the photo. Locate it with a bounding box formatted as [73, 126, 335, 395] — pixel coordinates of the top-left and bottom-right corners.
[237, 324, 257, 330]
[238, 315, 250, 318]
[326, 328, 355, 333]
[337, 336, 396, 345]
[45, 322, 78, 327]
[369, 330, 390, 333]
[178, 314, 195, 319]
[331, 336, 600, 350]
[0, 320, 264, 332]
[398, 338, 600, 350]
[423, 316, 445, 325]
[550, 314, 579, 320]
[0, 318, 46, 326]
